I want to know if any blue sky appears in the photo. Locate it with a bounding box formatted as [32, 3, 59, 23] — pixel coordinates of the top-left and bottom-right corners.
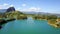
[0, 0, 60, 14]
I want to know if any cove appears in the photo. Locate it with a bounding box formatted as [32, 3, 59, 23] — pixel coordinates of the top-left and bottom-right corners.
[0, 17, 60, 34]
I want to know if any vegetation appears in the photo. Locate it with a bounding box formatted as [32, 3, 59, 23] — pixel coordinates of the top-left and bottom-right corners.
[47, 15, 57, 20]
[0, 9, 60, 28]
[4, 11, 27, 20]
[0, 11, 27, 29]
[32, 14, 60, 27]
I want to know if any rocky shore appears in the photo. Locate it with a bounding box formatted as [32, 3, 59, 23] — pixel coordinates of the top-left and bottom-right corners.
[0, 25, 2, 29]
[0, 18, 15, 29]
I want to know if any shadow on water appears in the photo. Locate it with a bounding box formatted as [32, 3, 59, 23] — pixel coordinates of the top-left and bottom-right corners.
[0, 26, 2, 29]
[0, 19, 15, 29]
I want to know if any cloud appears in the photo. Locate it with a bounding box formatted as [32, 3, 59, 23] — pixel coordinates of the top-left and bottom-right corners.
[0, 3, 9, 7]
[29, 7, 41, 11]
[22, 4, 26, 7]
[0, 6, 2, 9]
[0, 3, 14, 9]
[0, 4, 2, 9]
[20, 7, 41, 12]
[9, 4, 14, 7]
[16, 8, 21, 10]
[3, 3, 9, 6]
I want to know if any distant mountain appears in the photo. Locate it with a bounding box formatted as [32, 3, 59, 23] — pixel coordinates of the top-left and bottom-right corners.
[0, 9, 7, 13]
[22, 11, 60, 17]
[22, 11, 50, 14]
[22, 11, 37, 14]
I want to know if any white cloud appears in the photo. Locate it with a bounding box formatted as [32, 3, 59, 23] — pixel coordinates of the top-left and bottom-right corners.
[0, 3, 14, 9]
[20, 7, 41, 12]
[29, 7, 41, 11]
[3, 3, 9, 6]
[22, 4, 26, 7]
[0, 6, 2, 9]
[0, 3, 9, 7]
[0, 4, 2, 9]
[9, 4, 14, 7]
[16, 8, 21, 10]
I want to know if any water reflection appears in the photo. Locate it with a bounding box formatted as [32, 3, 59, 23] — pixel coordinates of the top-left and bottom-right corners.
[0, 17, 60, 34]
[27, 16, 34, 24]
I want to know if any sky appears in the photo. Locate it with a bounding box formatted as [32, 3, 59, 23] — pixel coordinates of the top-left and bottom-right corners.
[0, 0, 60, 14]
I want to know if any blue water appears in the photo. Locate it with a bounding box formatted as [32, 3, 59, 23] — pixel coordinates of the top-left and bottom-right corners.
[0, 17, 60, 34]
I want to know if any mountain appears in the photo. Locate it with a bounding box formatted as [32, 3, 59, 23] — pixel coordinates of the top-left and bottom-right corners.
[6, 7, 15, 12]
[22, 11, 60, 17]
[0, 7, 15, 13]
[22, 11, 37, 14]
[22, 11, 50, 14]
[0, 9, 7, 13]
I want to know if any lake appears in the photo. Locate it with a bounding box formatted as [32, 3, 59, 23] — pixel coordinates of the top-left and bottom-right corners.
[0, 17, 60, 34]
